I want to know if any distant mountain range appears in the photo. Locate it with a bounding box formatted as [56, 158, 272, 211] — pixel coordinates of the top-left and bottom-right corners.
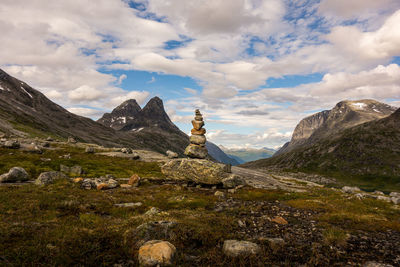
[220, 146, 276, 164]
[0, 68, 235, 164]
[242, 99, 400, 190]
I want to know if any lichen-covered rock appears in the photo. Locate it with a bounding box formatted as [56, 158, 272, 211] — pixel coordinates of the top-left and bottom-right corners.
[128, 174, 141, 186]
[35, 171, 68, 185]
[222, 174, 246, 189]
[222, 240, 261, 258]
[138, 240, 176, 266]
[0, 167, 29, 183]
[189, 135, 206, 145]
[161, 159, 230, 184]
[166, 150, 178, 159]
[184, 144, 208, 159]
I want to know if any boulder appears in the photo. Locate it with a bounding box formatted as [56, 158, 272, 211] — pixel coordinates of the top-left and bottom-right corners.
[60, 165, 83, 175]
[389, 192, 400, 198]
[271, 216, 288, 225]
[23, 144, 43, 154]
[184, 144, 208, 159]
[222, 174, 246, 189]
[67, 137, 77, 144]
[128, 174, 141, 186]
[391, 197, 400, 205]
[166, 150, 178, 159]
[189, 135, 206, 145]
[222, 240, 261, 258]
[4, 140, 20, 149]
[35, 171, 69, 185]
[377, 195, 391, 202]
[121, 148, 132, 154]
[342, 186, 361, 194]
[0, 167, 29, 183]
[161, 159, 231, 185]
[138, 240, 176, 266]
[85, 147, 95, 153]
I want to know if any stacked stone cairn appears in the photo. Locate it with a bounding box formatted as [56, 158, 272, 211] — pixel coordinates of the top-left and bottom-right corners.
[184, 109, 208, 159]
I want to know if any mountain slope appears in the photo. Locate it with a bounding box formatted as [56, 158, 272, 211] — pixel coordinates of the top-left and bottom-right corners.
[221, 146, 276, 163]
[242, 107, 400, 190]
[275, 100, 396, 155]
[206, 142, 240, 165]
[0, 68, 145, 148]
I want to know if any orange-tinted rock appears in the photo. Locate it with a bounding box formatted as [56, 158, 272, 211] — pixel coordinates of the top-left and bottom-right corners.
[138, 240, 176, 266]
[271, 216, 288, 225]
[96, 183, 109, 190]
[191, 120, 204, 130]
[128, 174, 141, 186]
[73, 177, 84, 183]
[120, 184, 132, 188]
[191, 128, 206, 135]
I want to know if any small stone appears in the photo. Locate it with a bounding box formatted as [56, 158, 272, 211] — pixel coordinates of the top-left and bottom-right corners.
[46, 137, 53, 141]
[107, 179, 119, 189]
[363, 261, 394, 267]
[0, 167, 29, 183]
[184, 144, 208, 159]
[81, 179, 95, 190]
[222, 174, 246, 189]
[97, 183, 109, 190]
[228, 189, 236, 194]
[191, 120, 204, 131]
[120, 184, 132, 188]
[73, 178, 84, 183]
[191, 128, 206, 135]
[262, 237, 285, 251]
[4, 140, 20, 149]
[222, 240, 261, 258]
[377, 195, 391, 202]
[138, 240, 176, 266]
[114, 202, 142, 208]
[214, 191, 225, 198]
[342, 186, 361, 193]
[271, 216, 288, 225]
[189, 135, 206, 145]
[128, 174, 141, 186]
[35, 171, 68, 185]
[238, 220, 246, 227]
[145, 207, 161, 216]
[196, 184, 201, 188]
[391, 197, 400, 205]
[85, 147, 95, 153]
[121, 148, 132, 154]
[166, 150, 178, 159]
[67, 137, 77, 144]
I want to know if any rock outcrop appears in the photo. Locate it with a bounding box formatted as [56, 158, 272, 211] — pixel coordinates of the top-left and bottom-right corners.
[0, 167, 29, 183]
[184, 109, 208, 159]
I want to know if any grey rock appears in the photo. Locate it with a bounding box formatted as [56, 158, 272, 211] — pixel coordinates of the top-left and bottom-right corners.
[222, 240, 261, 258]
[363, 261, 393, 267]
[60, 164, 83, 175]
[342, 186, 361, 193]
[85, 147, 95, 153]
[67, 137, 77, 143]
[46, 136, 54, 141]
[35, 171, 69, 185]
[145, 207, 161, 216]
[166, 150, 178, 159]
[214, 191, 225, 198]
[389, 192, 400, 198]
[263, 237, 285, 251]
[0, 167, 29, 183]
[4, 140, 20, 149]
[377, 195, 391, 202]
[189, 135, 206, 145]
[114, 202, 143, 208]
[391, 197, 400, 205]
[222, 174, 246, 189]
[184, 144, 208, 159]
[81, 179, 95, 190]
[121, 147, 132, 154]
[161, 158, 231, 185]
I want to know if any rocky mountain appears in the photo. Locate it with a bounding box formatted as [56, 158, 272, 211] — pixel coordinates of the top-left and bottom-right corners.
[98, 96, 236, 164]
[0, 68, 234, 163]
[242, 106, 400, 189]
[205, 142, 240, 165]
[220, 146, 276, 164]
[275, 100, 396, 155]
[0, 68, 142, 148]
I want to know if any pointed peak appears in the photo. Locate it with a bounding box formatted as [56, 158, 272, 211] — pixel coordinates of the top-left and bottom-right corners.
[143, 96, 164, 111]
[113, 99, 141, 112]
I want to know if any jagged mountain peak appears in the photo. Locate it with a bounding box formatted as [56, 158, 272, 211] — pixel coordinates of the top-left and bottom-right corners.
[113, 99, 141, 112]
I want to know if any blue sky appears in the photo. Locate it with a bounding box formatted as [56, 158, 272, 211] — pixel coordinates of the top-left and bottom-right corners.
[0, 0, 400, 148]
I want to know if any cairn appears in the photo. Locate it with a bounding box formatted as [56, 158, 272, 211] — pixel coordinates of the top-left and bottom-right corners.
[184, 109, 208, 159]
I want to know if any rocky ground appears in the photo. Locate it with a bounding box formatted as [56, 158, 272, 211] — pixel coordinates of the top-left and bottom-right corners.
[0, 138, 399, 266]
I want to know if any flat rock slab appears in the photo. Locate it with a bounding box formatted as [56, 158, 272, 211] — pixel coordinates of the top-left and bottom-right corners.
[231, 166, 322, 192]
[162, 159, 230, 184]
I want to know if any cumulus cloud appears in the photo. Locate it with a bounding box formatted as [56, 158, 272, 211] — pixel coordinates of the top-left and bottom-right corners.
[68, 85, 104, 101]
[117, 74, 127, 85]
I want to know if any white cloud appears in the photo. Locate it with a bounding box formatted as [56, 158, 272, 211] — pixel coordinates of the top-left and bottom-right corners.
[117, 74, 127, 85]
[67, 107, 105, 118]
[68, 85, 104, 101]
[147, 76, 156, 84]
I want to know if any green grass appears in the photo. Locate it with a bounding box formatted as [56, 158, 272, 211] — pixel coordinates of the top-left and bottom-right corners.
[0, 146, 163, 179]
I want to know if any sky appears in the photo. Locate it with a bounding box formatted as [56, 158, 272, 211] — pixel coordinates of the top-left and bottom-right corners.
[1, 0, 400, 149]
